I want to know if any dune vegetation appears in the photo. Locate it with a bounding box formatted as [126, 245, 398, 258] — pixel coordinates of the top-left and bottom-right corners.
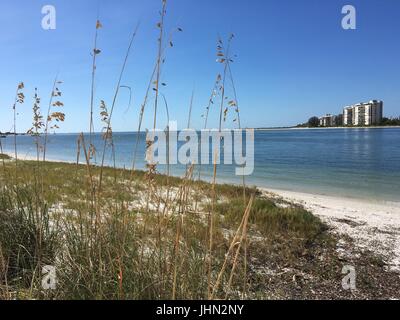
[1, 158, 399, 299]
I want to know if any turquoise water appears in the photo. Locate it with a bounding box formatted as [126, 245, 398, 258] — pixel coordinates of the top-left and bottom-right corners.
[1, 128, 399, 202]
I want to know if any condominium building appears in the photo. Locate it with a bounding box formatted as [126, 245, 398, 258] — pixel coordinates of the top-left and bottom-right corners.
[343, 100, 383, 126]
[319, 114, 332, 127]
[335, 114, 343, 126]
[343, 107, 353, 126]
[319, 114, 343, 127]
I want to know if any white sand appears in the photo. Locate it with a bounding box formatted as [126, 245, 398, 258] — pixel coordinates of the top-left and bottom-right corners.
[261, 188, 400, 271]
[2, 151, 79, 165]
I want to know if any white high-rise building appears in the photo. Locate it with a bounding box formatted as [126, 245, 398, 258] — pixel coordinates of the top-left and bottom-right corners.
[318, 114, 343, 127]
[343, 100, 383, 126]
[343, 107, 353, 126]
[319, 114, 334, 127]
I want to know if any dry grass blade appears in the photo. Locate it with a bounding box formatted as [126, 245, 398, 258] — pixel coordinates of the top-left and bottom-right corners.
[42, 75, 60, 162]
[89, 19, 102, 146]
[12, 82, 25, 174]
[98, 23, 140, 191]
[211, 194, 254, 300]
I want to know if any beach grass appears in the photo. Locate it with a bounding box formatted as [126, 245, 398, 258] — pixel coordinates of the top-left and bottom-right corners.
[0, 159, 313, 300]
[1, 160, 399, 300]
[0, 159, 257, 299]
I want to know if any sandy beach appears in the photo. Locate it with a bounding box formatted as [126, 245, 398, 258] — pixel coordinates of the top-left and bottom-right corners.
[4, 152, 400, 271]
[262, 188, 400, 271]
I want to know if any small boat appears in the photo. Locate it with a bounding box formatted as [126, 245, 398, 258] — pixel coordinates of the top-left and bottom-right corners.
[0, 135, 6, 138]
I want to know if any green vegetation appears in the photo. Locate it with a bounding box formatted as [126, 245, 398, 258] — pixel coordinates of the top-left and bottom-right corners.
[297, 116, 400, 128]
[381, 117, 400, 126]
[0, 160, 316, 299]
[212, 198, 325, 239]
[1, 160, 398, 300]
[307, 116, 320, 128]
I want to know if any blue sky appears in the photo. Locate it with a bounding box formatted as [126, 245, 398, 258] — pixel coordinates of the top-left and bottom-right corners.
[0, 0, 399, 132]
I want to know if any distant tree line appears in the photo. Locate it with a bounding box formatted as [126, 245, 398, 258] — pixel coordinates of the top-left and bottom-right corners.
[0, 132, 19, 136]
[307, 117, 320, 127]
[295, 117, 320, 128]
[380, 117, 400, 126]
[296, 116, 400, 128]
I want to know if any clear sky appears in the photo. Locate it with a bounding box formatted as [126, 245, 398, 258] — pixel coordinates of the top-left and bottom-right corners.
[0, 0, 399, 132]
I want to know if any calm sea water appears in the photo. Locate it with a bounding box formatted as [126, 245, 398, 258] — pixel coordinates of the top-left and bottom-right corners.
[1, 128, 399, 202]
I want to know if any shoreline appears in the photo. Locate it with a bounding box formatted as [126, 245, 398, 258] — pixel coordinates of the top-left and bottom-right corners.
[3, 153, 400, 270]
[254, 126, 400, 131]
[4, 151, 400, 205]
[6, 151, 399, 204]
[261, 187, 400, 271]
[1, 126, 399, 135]
[3, 154, 399, 298]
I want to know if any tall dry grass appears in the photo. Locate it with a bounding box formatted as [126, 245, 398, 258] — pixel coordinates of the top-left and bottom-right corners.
[0, 0, 260, 300]
[12, 82, 25, 174]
